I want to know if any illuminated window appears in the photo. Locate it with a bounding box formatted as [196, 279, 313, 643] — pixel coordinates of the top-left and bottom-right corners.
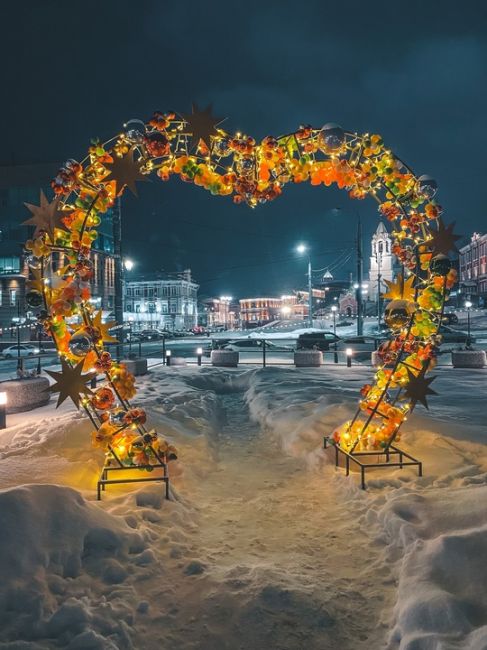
[9, 289, 17, 305]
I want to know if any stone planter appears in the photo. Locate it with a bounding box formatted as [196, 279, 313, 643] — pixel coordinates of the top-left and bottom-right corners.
[169, 357, 187, 367]
[1, 377, 50, 413]
[121, 358, 148, 376]
[451, 349, 486, 369]
[294, 350, 322, 367]
[211, 350, 239, 367]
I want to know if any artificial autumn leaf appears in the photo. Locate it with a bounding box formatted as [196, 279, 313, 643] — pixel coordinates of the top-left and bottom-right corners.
[382, 274, 416, 301]
[91, 310, 118, 344]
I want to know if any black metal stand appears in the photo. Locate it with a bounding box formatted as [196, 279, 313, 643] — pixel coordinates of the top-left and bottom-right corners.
[97, 445, 170, 500]
[323, 437, 422, 489]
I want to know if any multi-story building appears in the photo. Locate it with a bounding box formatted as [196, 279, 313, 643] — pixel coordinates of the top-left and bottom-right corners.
[199, 297, 239, 330]
[459, 232, 487, 306]
[239, 294, 315, 327]
[0, 163, 118, 329]
[124, 270, 199, 331]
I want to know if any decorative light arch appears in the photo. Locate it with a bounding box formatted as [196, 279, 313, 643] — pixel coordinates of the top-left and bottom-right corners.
[23, 106, 459, 492]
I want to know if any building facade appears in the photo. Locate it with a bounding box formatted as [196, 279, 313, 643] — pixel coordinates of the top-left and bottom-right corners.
[199, 298, 238, 330]
[124, 270, 199, 331]
[0, 163, 118, 329]
[459, 232, 487, 305]
[368, 221, 398, 301]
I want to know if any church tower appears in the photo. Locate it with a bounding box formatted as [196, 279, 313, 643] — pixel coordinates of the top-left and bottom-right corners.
[368, 222, 396, 302]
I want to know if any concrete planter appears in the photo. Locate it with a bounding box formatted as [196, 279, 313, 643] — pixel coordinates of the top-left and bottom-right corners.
[169, 357, 187, 367]
[121, 358, 148, 376]
[451, 349, 486, 369]
[211, 350, 239, 367]
[1, 377, 50, 413]
[294, 350, 322, 367]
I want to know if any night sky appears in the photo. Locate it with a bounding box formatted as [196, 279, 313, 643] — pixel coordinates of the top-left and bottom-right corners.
[2, 0, 486, 298]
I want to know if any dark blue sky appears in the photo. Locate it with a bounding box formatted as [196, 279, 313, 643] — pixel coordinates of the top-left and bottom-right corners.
[2, 0, 486, 297]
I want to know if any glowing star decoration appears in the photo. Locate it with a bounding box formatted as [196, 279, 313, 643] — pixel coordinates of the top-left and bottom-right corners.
[23, 190, 69, 239]
[91, 310, 118, 344]
[103, 147, 147, 196]
[46, 358, 95, 408]
[180, 103, 224, 150]
[382, 274, 416, 302]
[404, 368, 438, 410]
[428, 219, 462, 256]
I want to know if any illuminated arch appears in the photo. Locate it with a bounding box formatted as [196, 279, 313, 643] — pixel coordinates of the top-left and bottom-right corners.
[23, 107, 459, 488]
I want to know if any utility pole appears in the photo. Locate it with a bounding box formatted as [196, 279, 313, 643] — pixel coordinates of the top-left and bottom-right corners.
[356, 214, 363, 336]
[307, 256, 313, 328]
[377, 250, 382, 331]
[113, 196, 124, 327]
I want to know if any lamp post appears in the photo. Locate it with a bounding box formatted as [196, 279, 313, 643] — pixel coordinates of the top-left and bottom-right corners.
[296, 244, 313, 327]
[331, 305, 338, 363]
[196, 346, 203, 366]
[166, 349, 172, 366]
[346, 347, 353, 368]
[465, 300, 472, 348]
[376, 249, 382, 331]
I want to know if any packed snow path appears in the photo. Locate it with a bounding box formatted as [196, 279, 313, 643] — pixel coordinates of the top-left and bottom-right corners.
[0, 366, 486, 649]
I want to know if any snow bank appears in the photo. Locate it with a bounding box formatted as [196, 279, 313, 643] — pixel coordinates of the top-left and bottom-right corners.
[0, 484, 147, 648]
[369, 487, 487, 650]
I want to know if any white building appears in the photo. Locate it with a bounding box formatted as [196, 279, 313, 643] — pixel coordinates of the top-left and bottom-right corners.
[124, 270, 198, 331]
[368, 222, 398, 302]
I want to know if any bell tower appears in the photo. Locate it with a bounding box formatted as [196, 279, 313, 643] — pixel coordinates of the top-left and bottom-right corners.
[368, 222, 396, 302]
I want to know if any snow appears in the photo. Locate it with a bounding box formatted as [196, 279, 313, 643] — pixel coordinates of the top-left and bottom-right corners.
[0, 364, 486, 648]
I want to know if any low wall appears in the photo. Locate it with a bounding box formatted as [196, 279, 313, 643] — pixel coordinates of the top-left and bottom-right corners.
[211, 350, 239, 367]
[451, 350, 486, 369]
[1, 377, 51, 413]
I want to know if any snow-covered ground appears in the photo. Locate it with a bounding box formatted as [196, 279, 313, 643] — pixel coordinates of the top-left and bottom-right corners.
[0, 364, 486, 649]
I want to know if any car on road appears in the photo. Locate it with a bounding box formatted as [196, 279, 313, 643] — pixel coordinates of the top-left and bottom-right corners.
[2, 344, 42, 358]
[139, 330, 161, 341]
[441, 313, 459, 325]
[296, 332, 342, 351]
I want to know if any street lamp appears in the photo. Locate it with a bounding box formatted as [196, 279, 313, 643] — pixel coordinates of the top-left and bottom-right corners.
[296, 244, 313, 327]
[346, 348, 353, 368]
[196, 346, 203, 366]
[465, 300, 472, 347]
[331, 305, 338, 363]
[124, 259, 135, 272]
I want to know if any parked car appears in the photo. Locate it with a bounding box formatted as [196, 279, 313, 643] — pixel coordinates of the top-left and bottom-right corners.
[438, 325, 475, 345]
[139, 330, 160, 341]
[441, 313, 459, 325]
[296, 332, 341, 351]
[2, 344, 42, 358]
[336, 320, 354, 327]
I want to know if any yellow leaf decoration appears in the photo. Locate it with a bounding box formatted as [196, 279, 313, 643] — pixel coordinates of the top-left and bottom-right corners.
[382, 274, 416, 302]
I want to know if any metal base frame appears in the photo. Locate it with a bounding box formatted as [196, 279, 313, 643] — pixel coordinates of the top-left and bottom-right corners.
[323, 437, 422, 489]
[97, 451, 169, 500]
